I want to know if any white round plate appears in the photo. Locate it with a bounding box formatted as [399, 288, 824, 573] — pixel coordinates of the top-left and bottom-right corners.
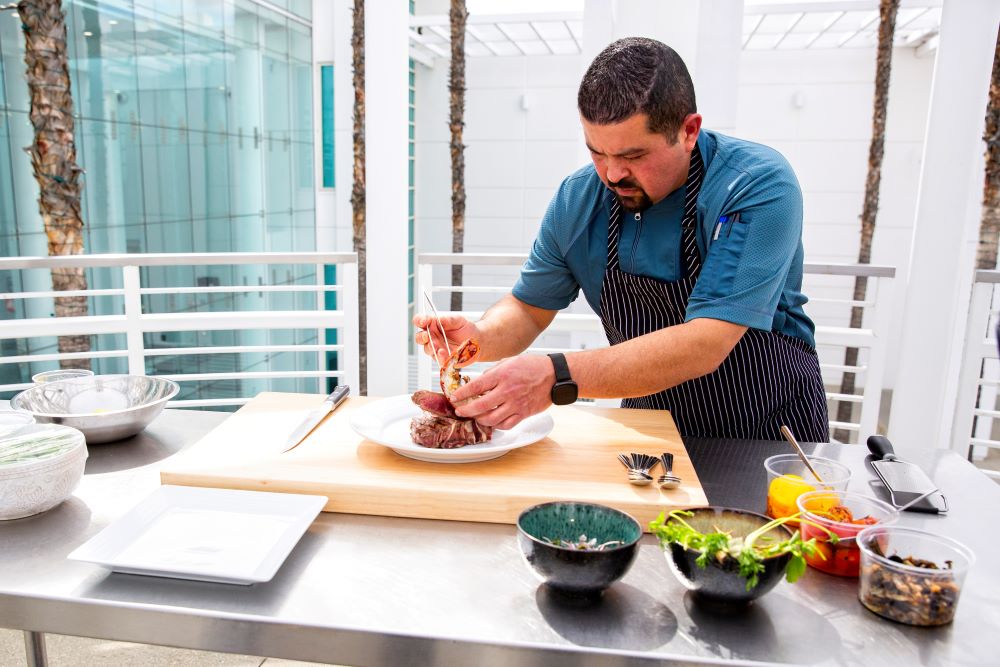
[349, 394, 554, 463]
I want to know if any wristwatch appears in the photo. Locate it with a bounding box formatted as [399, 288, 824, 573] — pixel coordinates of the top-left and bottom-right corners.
[547, 353, 578, 405]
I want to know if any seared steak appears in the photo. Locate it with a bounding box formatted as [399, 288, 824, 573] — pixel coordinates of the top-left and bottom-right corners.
[409, 390, 493, 448]
[411, 389, 458, 418]
[410, 414, 493, 449]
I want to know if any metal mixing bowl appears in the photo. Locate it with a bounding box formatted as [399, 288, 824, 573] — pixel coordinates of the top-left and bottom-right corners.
[11, 375, 180, 444]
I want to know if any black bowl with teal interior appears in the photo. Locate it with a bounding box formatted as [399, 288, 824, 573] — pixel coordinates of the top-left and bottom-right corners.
[517, 501, 641, 599]
[664, 507, 792, 608]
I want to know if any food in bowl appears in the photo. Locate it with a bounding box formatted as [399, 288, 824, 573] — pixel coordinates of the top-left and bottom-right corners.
[542, 534, 625, 551]
[764, 454, 851, 524]
[517, 501, 641, 600]
[857, 526, 974, 626]
[650, 507, 834, 606]
[796, 491, 897, 577]
[409, 389, 492, 448]
[0, 424, 88, 520]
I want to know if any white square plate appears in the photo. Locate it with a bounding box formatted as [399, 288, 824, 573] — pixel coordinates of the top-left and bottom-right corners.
[68, 485, 327, 585]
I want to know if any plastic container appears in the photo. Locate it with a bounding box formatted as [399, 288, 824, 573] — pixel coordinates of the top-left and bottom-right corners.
[763, 454, 852, 523]
[796, 490, 898, 577]
[32, 368, 94, 384]
[857, 525, 974, 626]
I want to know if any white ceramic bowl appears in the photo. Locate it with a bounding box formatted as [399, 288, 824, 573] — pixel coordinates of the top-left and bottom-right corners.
[0, 424, 88, 520]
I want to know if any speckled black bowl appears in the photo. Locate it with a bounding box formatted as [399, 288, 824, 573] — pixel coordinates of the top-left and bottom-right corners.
[517, 501, 641, 601]
[663, 507, 792, 609]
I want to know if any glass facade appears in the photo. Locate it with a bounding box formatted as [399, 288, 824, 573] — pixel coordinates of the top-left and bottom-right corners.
[0, 0, 318, 403]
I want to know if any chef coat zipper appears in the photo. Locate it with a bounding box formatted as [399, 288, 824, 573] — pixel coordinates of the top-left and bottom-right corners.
[629, 211, 642, 269]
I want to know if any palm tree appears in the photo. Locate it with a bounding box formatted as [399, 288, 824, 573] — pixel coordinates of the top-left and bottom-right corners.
[976, 26, 1000, 272]
[351, 0, 367, 394]
[8, 0, 91, 370]
[449, 0, 467, 312]
[834, 0, 900, 442]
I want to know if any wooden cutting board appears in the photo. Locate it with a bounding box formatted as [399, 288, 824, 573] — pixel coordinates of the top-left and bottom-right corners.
[160, 392, 708, 530]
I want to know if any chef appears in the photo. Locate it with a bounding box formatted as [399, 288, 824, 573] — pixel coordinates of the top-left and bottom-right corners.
[414, 37, 829, 442]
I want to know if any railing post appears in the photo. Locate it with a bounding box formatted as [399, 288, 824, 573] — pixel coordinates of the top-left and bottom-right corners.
[340, 259, 361, 394]
[950, 279, 994, 455]
[858, 275, 894, 438]
[122, 265, 146, 376]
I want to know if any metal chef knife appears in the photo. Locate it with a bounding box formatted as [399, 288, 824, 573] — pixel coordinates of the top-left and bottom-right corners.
[282, 385, 350, 453]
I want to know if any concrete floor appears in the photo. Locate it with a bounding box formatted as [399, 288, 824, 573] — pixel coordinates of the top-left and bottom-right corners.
[0, 629, 336, 667]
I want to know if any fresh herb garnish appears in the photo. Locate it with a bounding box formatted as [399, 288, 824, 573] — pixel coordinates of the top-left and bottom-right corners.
[649, 510, 838, 590]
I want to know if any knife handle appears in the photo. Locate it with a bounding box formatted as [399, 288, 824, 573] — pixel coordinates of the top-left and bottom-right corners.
[867, 435, 897, 461]
[326, 384, 350, 405]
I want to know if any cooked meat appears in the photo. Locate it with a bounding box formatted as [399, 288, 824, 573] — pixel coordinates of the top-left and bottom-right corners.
[410, 414, 493, 449]
[411, 390, 458, 418]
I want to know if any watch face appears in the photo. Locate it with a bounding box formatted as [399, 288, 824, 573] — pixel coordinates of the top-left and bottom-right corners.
[551, 382, 578, 405]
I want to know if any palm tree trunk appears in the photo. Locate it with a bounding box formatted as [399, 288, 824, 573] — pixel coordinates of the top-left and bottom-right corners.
[449, 0, 467, 313]
[976, 26, 1000, 272]
[351, 0, 367, 394]
[833, 0, 899, 442]
[968, 26, 1000, 456]
[16, 0, 91, 370]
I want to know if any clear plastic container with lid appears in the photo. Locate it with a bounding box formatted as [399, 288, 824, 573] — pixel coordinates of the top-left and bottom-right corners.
[857, 525, 974, 626]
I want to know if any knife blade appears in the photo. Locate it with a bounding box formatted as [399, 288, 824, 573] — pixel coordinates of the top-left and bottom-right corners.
[282, 385, 350, 453]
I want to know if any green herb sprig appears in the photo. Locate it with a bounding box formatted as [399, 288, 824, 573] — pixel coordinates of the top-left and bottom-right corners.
[649, 510, 837, 590]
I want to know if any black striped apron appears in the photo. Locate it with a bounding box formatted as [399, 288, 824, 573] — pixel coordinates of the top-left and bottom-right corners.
[599, 145, 829, 441]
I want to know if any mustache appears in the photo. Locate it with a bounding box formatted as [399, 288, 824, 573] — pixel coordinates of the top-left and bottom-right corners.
[609, 177, 641, 190]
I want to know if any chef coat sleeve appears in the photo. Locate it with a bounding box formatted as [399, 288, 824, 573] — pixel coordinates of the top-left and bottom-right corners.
[512, 179, 582, 311]
[684, 163, 803, 331]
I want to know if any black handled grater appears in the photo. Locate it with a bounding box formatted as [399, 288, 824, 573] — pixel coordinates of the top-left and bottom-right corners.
[867, 436, 948, 514]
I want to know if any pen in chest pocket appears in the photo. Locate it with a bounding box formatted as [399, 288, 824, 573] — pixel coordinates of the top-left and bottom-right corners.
[712, 213, 740, 240]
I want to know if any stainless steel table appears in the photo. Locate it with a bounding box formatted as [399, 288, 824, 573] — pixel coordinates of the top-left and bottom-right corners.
[1, 409, 997, 666]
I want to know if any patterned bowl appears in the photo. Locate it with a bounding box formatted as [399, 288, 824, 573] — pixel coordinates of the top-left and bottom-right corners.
[517, 501, 641, 601]
[12, 375, 179, 444]
[0, 424, 88, 520]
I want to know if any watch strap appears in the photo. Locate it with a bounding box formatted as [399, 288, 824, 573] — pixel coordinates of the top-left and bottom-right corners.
[548, 353, 572, 383]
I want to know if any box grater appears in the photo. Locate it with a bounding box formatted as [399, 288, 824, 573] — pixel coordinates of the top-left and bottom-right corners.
[867, 436, 948, 514]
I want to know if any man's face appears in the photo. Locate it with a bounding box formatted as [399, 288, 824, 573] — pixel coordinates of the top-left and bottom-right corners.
[582, 112, 702, 211]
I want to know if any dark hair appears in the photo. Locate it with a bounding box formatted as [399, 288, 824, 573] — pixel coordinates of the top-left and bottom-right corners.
[578, 37, 697, 142]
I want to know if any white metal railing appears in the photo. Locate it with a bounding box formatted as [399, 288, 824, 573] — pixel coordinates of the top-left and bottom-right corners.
[951, 270, 1000, 480]
[417, 253, 895, 441]
[0, 253, 359, 408]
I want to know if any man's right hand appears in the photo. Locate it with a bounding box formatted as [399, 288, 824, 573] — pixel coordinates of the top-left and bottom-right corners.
[412, 314, 480, 365]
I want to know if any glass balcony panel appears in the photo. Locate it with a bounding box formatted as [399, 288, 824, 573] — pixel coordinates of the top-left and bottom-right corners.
[183, 30, 229, 133]
[0, 9, 26, 112]
[0, 112, 14, 226]
[260, 8, 288, 57]
[289, 19, 310, 64]
[289, 55, 311, 142]
[288, 0, 311, 21]
[183, 0, 224, 35]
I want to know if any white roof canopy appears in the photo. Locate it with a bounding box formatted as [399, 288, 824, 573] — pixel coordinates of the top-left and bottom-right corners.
[408, 0, 943, 64]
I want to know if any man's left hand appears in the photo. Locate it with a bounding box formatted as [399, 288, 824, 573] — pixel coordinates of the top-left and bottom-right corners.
[450, 355, 555, 429]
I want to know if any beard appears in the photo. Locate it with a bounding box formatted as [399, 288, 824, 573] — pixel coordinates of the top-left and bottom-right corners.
[608, 177, 652, 211]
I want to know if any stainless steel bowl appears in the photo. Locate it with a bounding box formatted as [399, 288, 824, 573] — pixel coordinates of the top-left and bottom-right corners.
[11, 375, 179, 444]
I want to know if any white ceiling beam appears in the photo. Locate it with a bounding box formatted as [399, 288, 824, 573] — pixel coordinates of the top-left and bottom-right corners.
[408, 44, 435, 68]
[527, 22, 555, 55]
[746, 0, 940, 13]
[412, 12, 583, 27]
